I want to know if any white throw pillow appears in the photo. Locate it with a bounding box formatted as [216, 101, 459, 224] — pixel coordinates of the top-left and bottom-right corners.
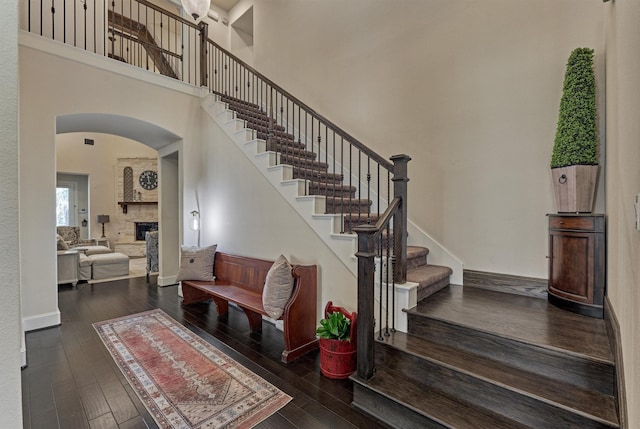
[262, 255, 294, 319]
[175, 244, 217, 282]
[57, 234, 69, 250]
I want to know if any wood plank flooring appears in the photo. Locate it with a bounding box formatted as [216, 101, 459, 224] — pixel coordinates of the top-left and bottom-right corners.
[411, 284, 613, 363]
[21, 276, 388, 429]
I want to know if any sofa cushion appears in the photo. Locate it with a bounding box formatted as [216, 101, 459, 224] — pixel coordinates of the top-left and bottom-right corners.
[176, 244, 217, 282]
[89, 252, 130, 280]
[78, 245, 112, 256]
[57, 234, 69, 250]
[262, 255, 294, 319]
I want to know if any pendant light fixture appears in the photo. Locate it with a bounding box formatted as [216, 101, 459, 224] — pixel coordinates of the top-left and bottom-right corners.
[180, 0, 210, 22]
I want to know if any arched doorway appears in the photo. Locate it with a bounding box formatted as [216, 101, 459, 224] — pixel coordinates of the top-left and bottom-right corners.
[56, 113, 182, 286]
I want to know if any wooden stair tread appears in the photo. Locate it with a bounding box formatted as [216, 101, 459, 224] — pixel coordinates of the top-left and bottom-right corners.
[352, 368, 531, 429]
[379, 331, 619, 426]
[409, 284, 614, 364]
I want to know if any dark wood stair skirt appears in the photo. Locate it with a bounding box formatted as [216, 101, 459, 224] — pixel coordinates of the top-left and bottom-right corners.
[351, 285, 619, 429]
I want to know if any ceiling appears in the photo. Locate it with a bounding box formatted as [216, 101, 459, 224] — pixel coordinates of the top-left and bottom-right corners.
[211, 0, 240, 12]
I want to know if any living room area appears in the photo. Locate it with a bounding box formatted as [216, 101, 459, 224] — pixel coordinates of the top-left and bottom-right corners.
[56, 131, 160, 284]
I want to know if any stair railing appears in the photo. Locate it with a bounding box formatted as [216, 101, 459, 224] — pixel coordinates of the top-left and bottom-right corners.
[204, 40, 403, 237]
[354, 154, 410, 380]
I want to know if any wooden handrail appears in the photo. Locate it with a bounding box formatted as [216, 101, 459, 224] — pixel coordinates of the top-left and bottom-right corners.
[205, 37, 393, 171]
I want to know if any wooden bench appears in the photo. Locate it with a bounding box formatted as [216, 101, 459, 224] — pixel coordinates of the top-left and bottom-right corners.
[181, 252, 319, 363]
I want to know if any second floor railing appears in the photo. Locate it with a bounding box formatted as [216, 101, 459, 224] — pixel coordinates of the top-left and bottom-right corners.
[23, 0, 205, 85]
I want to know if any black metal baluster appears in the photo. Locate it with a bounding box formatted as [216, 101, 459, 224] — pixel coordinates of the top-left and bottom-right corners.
[384, 221, 391, 337]
[63, 0, 65, 43]
[40, 0, 43, 35]
[92, 0, 96, 52]
[83, 0, 87, 50]
[51, 0, 55, 40]
[378, 232, 384, 341]
[391, 254, 396, 332]
[323, 126, 328, 203]
[356, 151, 361, 227]
[340, 135, 345, 233]
[367, 157, 371, 224]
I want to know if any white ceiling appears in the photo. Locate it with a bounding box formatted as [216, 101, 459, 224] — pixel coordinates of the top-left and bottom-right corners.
[211, 0, 240, 12]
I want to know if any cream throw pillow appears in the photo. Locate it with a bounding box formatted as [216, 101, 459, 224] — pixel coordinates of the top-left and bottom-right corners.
[262, 255, 294, 319]
[175, 244, 217, 282]
[57, 234, 69, 250]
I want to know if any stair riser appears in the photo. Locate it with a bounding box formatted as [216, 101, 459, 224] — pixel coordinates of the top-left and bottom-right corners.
[416, 277, 450, 301]
[279, 156, 328, 171]
[255, 130, 297, 141]
[267, 144, 316, 160]
[376, 345, 616, 429]
[352, 382, 448, 429]
[308, 188, 356, 198]
[293, 170, 343, 183]
[325, 202, 371, 214]
[407, 315, 615, 396]
[238, 118, 286, 132]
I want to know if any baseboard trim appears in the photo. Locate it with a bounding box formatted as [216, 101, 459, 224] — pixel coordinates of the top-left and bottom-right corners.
[605, 297, 628, 429]
[463, 270, 547, 299]
[22, 310, 61, 332]
[158, 275, 177, 287]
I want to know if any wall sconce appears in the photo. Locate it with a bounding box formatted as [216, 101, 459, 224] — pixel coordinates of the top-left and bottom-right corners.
[190, 210, 200, 231]
[97, 214, 110, 238]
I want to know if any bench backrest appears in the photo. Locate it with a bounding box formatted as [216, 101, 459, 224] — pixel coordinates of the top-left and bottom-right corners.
[214, 252, 274, 293]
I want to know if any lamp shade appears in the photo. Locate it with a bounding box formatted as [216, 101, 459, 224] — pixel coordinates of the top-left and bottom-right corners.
[181, 0, 210, 22]
[97, 215, 110, 224]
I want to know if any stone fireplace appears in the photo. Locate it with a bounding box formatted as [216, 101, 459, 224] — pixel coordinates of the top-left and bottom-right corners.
[113, 157, 158, 257]
[135, 222, 158, 241]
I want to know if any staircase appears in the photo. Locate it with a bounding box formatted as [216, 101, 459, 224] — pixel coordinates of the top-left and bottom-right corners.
[351, 285, 620, 429]
[204, 93, 454, 302]
[215, 93, 379, 235]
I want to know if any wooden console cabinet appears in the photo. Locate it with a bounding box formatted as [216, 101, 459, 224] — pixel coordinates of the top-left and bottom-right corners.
[547, 214, 605, 318]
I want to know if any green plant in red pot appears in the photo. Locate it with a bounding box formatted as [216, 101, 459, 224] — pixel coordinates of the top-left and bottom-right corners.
[316, 301, 357, 379]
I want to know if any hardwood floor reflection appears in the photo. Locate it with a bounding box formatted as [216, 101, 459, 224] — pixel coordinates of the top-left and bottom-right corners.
[22, 277, 387, 429]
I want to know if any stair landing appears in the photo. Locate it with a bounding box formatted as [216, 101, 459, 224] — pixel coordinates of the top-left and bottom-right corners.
[409, 285, 612, 363]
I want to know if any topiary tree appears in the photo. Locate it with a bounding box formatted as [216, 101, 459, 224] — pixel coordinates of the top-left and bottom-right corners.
[550, 47, 598, 168]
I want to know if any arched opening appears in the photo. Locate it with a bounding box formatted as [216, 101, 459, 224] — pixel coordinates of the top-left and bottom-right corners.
[56, 113, 182, 286]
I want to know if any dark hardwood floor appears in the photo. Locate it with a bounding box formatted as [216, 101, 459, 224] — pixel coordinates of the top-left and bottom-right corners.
[21, 276, 388, 429]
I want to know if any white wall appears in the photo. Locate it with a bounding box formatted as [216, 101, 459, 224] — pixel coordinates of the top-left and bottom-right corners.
[1, 1, 24, 427]
[20, 28, 357, 330]
[252, 0, 604, 279]
[57, 133, 157, 240]
[604, 0, 640, 426]
[199, 112, 357, 311]
[19, 34, 202, 330]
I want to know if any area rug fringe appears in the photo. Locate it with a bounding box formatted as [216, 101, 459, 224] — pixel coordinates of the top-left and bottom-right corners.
[93, 309, 291, 428]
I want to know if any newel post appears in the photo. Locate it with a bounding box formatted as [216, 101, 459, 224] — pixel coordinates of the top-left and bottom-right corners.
[198, 21, 208, 88]
[391, 154, 411, 284]
[353, 224, 378, 380]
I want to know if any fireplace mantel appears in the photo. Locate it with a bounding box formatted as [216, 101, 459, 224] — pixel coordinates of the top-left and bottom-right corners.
[118, 201, 158, 214]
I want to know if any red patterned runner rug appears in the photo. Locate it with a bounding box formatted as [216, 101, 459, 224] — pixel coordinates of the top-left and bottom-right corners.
[93, 309, 291, 428]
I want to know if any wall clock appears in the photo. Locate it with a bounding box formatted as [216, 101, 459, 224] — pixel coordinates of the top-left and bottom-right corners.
[139, 170, 158, 190]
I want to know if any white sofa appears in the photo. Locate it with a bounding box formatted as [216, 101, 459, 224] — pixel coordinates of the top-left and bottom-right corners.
[56, 227, 128, 282]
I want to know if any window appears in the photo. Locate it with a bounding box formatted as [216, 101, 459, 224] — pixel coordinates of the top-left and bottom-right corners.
[56, 182, 77, 226]
[56, 187, 70, 226]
